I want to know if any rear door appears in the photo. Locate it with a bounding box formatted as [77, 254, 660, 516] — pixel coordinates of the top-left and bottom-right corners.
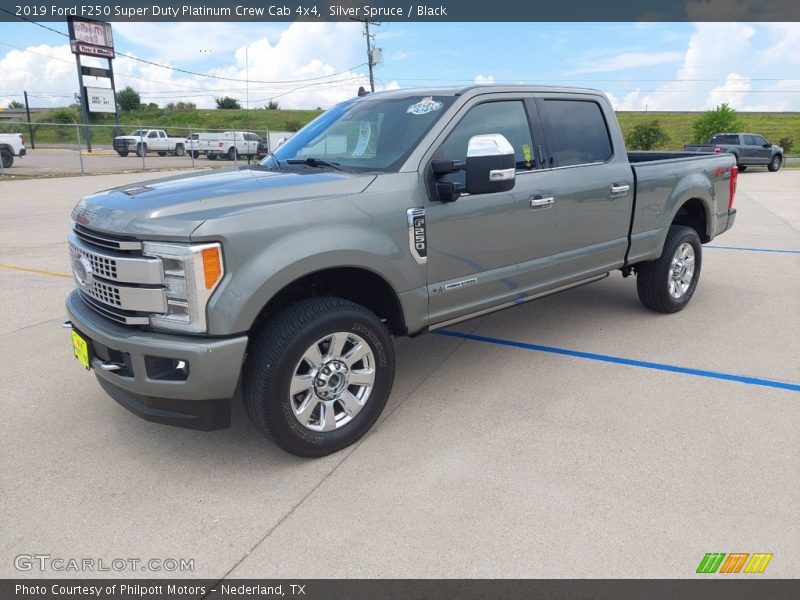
[536, 95, 634, 279]
[424, 95, 558, 324]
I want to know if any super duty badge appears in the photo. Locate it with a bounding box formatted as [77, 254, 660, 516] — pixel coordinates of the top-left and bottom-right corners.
[406, 208, 427, 265]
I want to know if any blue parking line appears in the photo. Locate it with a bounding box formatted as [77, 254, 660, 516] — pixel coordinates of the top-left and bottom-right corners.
[435, 330, 800, 393]
[706, 245, 800, 254]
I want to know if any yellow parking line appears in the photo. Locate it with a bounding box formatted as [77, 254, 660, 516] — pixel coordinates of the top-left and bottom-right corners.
[0, 263, 72, 279]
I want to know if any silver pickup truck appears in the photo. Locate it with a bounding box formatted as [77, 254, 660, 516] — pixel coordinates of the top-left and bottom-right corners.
[65, 85, 737, 457]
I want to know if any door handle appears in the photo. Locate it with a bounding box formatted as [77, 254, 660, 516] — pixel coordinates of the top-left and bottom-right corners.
[610, 184, 630, 197]
[530, 196, 555, 208]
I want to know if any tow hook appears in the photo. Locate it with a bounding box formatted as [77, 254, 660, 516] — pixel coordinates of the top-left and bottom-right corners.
[61, 320, 73, 329]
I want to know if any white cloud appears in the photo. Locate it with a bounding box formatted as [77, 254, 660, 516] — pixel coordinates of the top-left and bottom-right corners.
[569, 51, 684, 75]
[705, 73, 751, 109]
[474, 74, 495, 84]
[0, 22, 379, 111]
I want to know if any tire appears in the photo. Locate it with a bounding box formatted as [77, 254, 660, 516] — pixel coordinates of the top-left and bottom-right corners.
[227, 147, 237, 161]
[157, 151, 167, 157]
[174, 144, 185, 157]
[189, 151, 199, 159]
[136, 143, 147, 158]
[243, 297, 395, 458]
[117, 150, 129, 157]
[636, 224, 702, 313]
[768, 155, 782, 172]
[207, 154, 217, 161]
[1, 148, 13, 168]
[737, 165, 747, 172]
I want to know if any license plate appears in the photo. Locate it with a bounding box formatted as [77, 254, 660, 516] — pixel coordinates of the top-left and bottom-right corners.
[71, 330, 91, 370]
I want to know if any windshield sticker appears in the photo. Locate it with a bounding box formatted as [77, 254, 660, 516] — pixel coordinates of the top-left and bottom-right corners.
[352, 121, 372, 156]
[407, 97, 443, 115]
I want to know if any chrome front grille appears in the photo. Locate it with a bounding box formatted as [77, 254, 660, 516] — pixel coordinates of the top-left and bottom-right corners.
[69, 225, 165, 325]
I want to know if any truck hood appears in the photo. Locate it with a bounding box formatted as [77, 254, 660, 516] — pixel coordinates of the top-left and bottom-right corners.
[71, 166, 377, 239]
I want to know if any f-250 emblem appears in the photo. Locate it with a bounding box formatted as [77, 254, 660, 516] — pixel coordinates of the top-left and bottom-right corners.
[406, 208, 427, 265]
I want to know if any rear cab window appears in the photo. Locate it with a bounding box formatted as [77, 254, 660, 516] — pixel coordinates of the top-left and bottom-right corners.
[539, 99, 613, 167]
[709, 134, 740, 145]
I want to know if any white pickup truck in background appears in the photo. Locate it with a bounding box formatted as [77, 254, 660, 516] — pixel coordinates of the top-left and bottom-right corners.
[0, 133, 26, 168]
[113, 129, 186, 158]
[186, 131, 262, 160]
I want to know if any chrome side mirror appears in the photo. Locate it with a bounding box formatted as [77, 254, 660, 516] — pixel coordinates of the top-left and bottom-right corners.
[465, 133, 516, 195]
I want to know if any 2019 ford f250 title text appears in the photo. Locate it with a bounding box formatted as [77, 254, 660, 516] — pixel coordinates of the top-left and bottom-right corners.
[64, 86, 737, 457]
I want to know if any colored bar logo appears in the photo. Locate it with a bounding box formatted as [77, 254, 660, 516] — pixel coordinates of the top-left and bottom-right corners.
[697, 553, 773, 574]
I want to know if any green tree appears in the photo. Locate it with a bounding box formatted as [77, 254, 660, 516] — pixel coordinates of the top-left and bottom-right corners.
[117, 86, 141, 111]
[625, 120, 670, 150]
[777, 137, 793, 153]
[691, 103, 742, 144]
[7, 100, 24, 110]
[215, 96, 241, 109]
[265, 100, 280, 110]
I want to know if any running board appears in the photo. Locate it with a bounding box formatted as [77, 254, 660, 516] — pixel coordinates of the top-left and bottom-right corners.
[429, 272, 609, 331]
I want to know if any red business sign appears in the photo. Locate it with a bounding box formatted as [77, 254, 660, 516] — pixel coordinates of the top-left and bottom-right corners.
[68, 17, 115, 59]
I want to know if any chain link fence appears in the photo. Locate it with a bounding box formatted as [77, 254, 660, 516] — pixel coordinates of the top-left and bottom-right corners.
[0, 121, 293, 178]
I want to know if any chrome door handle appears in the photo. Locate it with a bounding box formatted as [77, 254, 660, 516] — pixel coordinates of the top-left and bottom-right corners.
[610, 184, 630, 196]
[530, 196, 555, 208]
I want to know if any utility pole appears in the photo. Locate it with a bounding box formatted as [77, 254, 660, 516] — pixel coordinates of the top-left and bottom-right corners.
[351, 18, 380, 93]
[23, 91, 35, 149]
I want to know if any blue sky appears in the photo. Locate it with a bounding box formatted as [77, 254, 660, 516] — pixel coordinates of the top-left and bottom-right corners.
[1, 21, 798, 111]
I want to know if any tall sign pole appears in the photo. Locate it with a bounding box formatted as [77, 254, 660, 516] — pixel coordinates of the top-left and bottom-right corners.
[67, 16, 117, 153]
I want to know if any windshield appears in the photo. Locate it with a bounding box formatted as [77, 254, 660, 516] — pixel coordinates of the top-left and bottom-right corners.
[129, 130, 147, 137]
[262, 94, 456, 172]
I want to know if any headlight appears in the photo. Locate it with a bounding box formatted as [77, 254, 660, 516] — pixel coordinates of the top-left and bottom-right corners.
[142, 241, 224, 333]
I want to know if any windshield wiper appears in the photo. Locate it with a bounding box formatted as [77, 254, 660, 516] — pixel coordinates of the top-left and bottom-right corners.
[286, 157, 345, 171]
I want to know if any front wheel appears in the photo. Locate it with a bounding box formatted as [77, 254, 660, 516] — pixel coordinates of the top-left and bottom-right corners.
[768, 155, 782, 172]
[116, 150, 129, 157]
[174, 144, 185, 157]
[243, 297, 395, 457]
[636, 225, 702, 313]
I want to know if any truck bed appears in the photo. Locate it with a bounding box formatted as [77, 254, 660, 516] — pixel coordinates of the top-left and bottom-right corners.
[628, 150, 716, 163]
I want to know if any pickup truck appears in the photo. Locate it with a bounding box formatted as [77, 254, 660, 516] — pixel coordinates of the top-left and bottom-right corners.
[684, 133, 784, 172]
[0, 133, 26, 168]
[113, 129, 186, 158]
[186, 131, 261, 160]
[64, 85, 737, 457]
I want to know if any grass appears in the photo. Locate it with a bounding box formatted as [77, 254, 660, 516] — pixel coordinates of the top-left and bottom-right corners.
[1, 106, 797, 152]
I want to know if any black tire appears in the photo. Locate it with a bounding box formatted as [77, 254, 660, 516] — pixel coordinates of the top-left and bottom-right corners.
[157, 151, 167, 157]
[207, 154, 217, 161]
[227, 147, 237, 161]
[116, 150, 129, 157]
[243, 297, 395, 458]
[737, 165, 747, 172]
[174, 144, 185, 157]
[636, 225, 702, 313]
[768, 155, 782, 172]
[189, 151, 199, 159]
[136, 143, 147, 158]
[1, 148, 15, 168]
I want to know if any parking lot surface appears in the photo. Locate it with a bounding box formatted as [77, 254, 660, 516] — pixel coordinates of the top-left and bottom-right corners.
[0, 168, 798, 578]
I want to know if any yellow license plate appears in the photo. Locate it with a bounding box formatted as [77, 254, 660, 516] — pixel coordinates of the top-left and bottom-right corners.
[71, 330, 91, 370]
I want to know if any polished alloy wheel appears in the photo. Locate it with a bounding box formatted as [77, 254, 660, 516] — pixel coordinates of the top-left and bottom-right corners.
[668, 242, 695, 299]
[289, 332, 375, 432]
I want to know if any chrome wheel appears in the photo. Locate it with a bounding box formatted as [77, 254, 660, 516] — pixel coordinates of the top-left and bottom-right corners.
[289, 332, 375, 432]
[668, 242, 695, 299]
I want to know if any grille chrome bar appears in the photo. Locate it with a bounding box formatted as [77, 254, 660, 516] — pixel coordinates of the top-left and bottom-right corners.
[78, 276, 167, 313]
[78, 292, 150, 325]
[73, 224, 142, 252]
[69, 234, 162, 284]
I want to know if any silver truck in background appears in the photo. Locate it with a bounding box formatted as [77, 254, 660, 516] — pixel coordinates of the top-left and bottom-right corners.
[113, 129, 186, 158]
[684, 133, 784, 172]
[0, 133, 26, 168]
[65, 86, 737, 457]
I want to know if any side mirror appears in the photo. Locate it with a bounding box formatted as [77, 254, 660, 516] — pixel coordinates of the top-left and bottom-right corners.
[465, 134, 516, 195]
[763, 143, 772, 148]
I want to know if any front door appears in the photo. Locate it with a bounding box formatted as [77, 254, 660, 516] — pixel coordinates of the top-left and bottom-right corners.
[424, 97, 557, 324]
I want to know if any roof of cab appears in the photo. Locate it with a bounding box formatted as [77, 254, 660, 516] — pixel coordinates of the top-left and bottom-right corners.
[355, 84, 606, 100]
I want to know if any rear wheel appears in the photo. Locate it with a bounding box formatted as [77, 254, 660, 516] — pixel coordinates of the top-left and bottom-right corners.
[174, 144, 185, 157]
[768, 155, 782, 172]
[136, 143, 147, 158]
[0, 148, 13, 168]
[243, 297, 395, 457]
[636, 225, 702, 313]
[227, 147, 238, 161]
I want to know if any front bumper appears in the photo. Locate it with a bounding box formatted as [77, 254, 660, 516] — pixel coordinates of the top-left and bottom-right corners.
[18, 148, 26, 157]
[66, 290, 248, 430]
